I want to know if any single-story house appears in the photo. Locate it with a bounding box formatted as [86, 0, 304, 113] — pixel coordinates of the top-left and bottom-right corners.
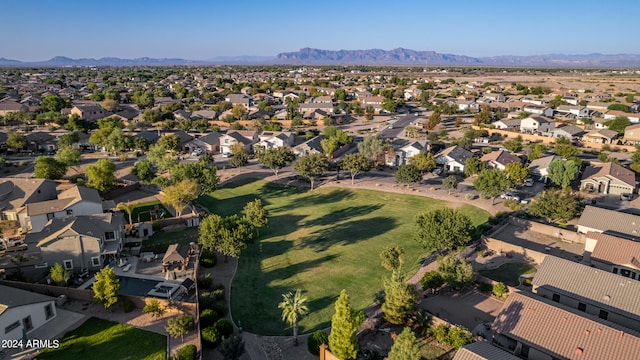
[219, 130, 258, 155]
[623, 123, 640, 145]
[491, 119, 522, 130]
[581, 129, 619, 144]
[587, 231, 640, 280]
[292, 136, 323, 156]
[576, 205, 640, 237]
[480, 150, 521, 170]
[527, 155, 559, 183]
[435, 146, 474, 174]
[551, 125, 585, 139]
[580, 162, 635, 195]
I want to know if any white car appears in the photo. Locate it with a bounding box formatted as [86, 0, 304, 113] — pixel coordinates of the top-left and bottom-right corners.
[524, 178, 534, 187]
[500, 193, 520, 201]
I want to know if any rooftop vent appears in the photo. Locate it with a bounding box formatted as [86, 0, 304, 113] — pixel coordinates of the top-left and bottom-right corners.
[603, 295, 611, 301]
[575, 347, 584, 355]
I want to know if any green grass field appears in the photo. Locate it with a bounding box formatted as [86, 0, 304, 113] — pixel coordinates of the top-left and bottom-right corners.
[129, 200, 171, 223]
[479, 262, 537, 286]
[35, 317, 166, 360]
[139, 227, 198, 254]
[198, 178, 490, 335]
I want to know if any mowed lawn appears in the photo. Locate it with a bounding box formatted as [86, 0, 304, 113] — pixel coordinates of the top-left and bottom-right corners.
[199, 179, 490, 335]
[35, 317, 166, 360]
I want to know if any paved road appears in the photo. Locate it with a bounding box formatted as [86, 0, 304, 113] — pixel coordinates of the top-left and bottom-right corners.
[378, 114, 420, 138]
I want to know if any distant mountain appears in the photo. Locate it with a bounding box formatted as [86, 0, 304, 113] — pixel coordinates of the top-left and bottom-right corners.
[0, 57, 24, 66]
[275, 48, 640, 67]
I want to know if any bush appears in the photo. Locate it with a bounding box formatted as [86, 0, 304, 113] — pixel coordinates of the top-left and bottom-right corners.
[121, 299, 135, 313]
[177, 344, 197, 360]
[201, 325, 223, 347]
[152, 220, 164, 231]
[200, 309, 218, 328]
[478, 282, 493, 293]
[522, 278, 532, 286]
[503, 198, 524, 211]
[214, 319, 234, 338]
[198, 274, 213, 290]
[307, 330, 329, 356]
[420, 271, 444, 290]
[200, 249, 217, 268]
[492, 282, 508, 297]
[433, 324, 472, 349]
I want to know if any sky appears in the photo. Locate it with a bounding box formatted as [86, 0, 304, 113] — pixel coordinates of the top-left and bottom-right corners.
[2, 0, 638, 61]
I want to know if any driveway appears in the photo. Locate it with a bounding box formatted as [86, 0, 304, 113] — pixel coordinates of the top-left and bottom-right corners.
[419, 289, 504, 330]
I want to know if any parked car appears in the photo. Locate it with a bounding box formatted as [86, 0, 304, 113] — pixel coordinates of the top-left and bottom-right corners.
[500, 192, 520, 201]
[524, 178, 534, 187]
[621, 193, 634, 201]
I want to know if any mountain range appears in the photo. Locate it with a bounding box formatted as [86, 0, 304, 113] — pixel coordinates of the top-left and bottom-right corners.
[2, 48, 640, 67]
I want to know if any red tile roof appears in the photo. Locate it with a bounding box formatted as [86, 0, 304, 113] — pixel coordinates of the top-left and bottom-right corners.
[589, 232, 640, 270]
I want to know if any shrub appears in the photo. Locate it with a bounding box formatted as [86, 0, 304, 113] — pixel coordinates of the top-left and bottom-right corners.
[478, 282, 493, 293]
[177, 344, 197, 360]
[420, 271, 444, 290]
[433, 324, 450, 344]
[198, 274, 213, 290]
[522, 278, 533, 286]
[200, 249, 217, 268]
[433, 324, 472, 349]
[201, 325, 223, 347]
[121, 299, 135, 313]
[492, 282, 508, 297]
[214, 319, 234, 338]
[200, 309, 218, 328]
[307, 330, 329, 356]
[152, 220, 164, 231]
[503, 198, 524, 211]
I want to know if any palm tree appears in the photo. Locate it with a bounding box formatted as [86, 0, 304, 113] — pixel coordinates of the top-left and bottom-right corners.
[278, 289, 309, 346]
[117, 202, 135, 225]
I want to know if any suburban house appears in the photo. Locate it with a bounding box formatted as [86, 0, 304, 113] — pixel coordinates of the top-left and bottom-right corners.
[491, 119, 522, 131]
[435, 146, 474, 173]
[133, 130, 160, 146]
[480, 150, 521, 170]
[310, 95, 333, 104]
[0, 179, 58, 232]
[551, 125, 585, 139]
[484, 93, 506, 102]
[0, 285, 57, 341]
[25, 185, 104, 233]
[0, 99, 29, 115]
[293, 136, 323, 156]
[190, 109, 218, 120]
[70, 104, 110, 121]
[299, 102, 334, 115]
[523, 104, 554, 117]
[580, 162, 635, 195]
[623, 123, 640, 145]
[186, 132, 220, 153]
[491, 292, 640, 360]
[603, 110, 640, 123]
[527, 155, 559, 183]
[256, 131, 295, 150]
[586, 231, 640, 280]
[385, 139, 426, 166]
[582, 129, 619, 144]
[360, 96, 385, 113]
[561, 96, 579, 105]
[24, 213, 125, 271]
[219, 130, 258, 155]
[26, 132, 57, 153]
[457, 100, 480, 112]
[556, 105, 589, 118]
[453, 341, 519, 360]
[576, 205, 640, 237]
[520, 116, 555, 133]
[532, 255, 640, 332]
[225, 94, 252, 109]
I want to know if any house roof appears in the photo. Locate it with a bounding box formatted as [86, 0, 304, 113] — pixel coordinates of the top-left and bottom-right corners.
[436, 145, 474, 164]
[577, 206, 640, 237]
[492, 292, 640, 360]
[59, 185, 102, 205]
[224, 131, 254, 145]
[197, 132, 221, 145]
[162, 243, 189, 264]
[525, 116, 553, 124]
[26, 197, 75, 216]
[589, 232, 640, 271]
[0, 285, 54, 315]
[580, 162, 635, 187]
[453, 341, 520, 360]
[480, 150, 520, 167]
[528, 155, 559, 170]
[0, 178, 57, 211]
[134, 130, 160, 143]
[533, 255, 640, 320]
[553, 125, 585, 136]
[294, 135, 323, 153]
[584, 129, 619, 139]
[24, 213, 122, 247]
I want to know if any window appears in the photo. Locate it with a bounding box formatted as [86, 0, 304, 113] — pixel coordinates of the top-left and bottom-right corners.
[599, 310, 609, 320]
[22, 316, 33, 331]
[104, 231, 115, 240]
[35, 262, 48, 269]
[63, 260, 73, 270]
[91, 256, 100, 267]
[578, 303, 587, 312]
[47, 212, 54, 220]
[66, 209, 73, 215]
[552, 293, 561, 303]
[613, 267, 619, 274]
[520, 344, 530, 359]
[5, 321, 20, 334]
[45, 304, 54, 320]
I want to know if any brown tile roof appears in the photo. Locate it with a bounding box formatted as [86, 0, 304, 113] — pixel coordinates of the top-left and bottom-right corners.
[453, 342, 520, 360]
[581, 162, 635, 187]
[584, 129, 619, 139]
[492, 293, 640, 360]
[480, 150, 520, 167]
[577, 206, 640, 237]
[589, 232, 640, 270]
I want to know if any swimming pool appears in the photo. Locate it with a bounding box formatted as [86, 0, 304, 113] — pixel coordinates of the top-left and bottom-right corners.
[115, 276, 161, 297]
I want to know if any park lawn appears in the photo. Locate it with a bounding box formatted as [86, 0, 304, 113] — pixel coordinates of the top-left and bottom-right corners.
[198, 178, 490, 335]
[140, 227, 198, 254]
[35, 317, 166, 360]
[479, 262, 537, 286]
[129, 200, 171, 223]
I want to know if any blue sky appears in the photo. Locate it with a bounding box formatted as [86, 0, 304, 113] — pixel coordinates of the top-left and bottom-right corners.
[2, 0, 638, 60]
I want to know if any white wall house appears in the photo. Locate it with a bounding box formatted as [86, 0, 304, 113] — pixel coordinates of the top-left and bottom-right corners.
[0, 286, 57, 341]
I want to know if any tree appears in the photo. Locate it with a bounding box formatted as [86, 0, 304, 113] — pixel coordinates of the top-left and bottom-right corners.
[626, 94, 636, 103]
[86, 159, 117, 192]
[42, 94, 66, 112]
[163, 179, 200, 216]
[473, 105, 492, 125]
[198, 214, 255, 261]
[380, 246, 404, 273]
[547, 158, 579, 188]
[553, 137, 579, 158]
[437, 255, 476, 290]
[442, 175, 458, 195]
[49, 262, 70, 286]
[231, 104, 246, 119]
[34, 156, 67, 180]
[219, 336, 245, 360]
[473, 169, 511, 204]
[278, 289, 309, 346]
[528, 143, 547, 161]
[414, 208, 474, 253]
[105, 128, 131, 154]
[93, 265, 120, 309]
[321, 137, 340, 159]
[426, 111, 442, 130]
[165, 315, 194, 343]
[607, 103, 630, 112]
[408, 152, 436, 173]
[387, 327, 421, 360]
[118, 202, 136, 225]
[382, 98, 397, 112]
[57, 132, 79, 149]
[358, 135, 389, 163]
[329, 290, 360, 360]
[6, 132, 26, 150]
[170, 162, 219, 195]
[293, 153, 329, 190]
[340, 153, 372, 184]
[143, 299, 165, 317]
[452, 136, 472, 151]
[604, 116, 631, 134]
[505, 162, 529, 186]
[365, 105, 374, 121]
[395, 164, 422, 184]
[464, 157, 485, 177]
[528, 189, 579, 223]
[147, 144, 178, 172]
[243, 199, 269, 237]
[420, 271, 444, 290]
[503, 136, 523, 153]
[230, 151, 249, 167]
[133, 159, 155, 182]
[100, 99, 119, 112]
[382, 273, 417, 325]
[158, 134, 180, 152]
[55, 148, 81, 169]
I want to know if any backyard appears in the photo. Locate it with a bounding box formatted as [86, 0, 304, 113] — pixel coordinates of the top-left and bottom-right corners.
[198, 178, 490, 335]
[128, 200, 171, 224]
[479, 262, 537, 286]
[35, 317, 166, 360]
